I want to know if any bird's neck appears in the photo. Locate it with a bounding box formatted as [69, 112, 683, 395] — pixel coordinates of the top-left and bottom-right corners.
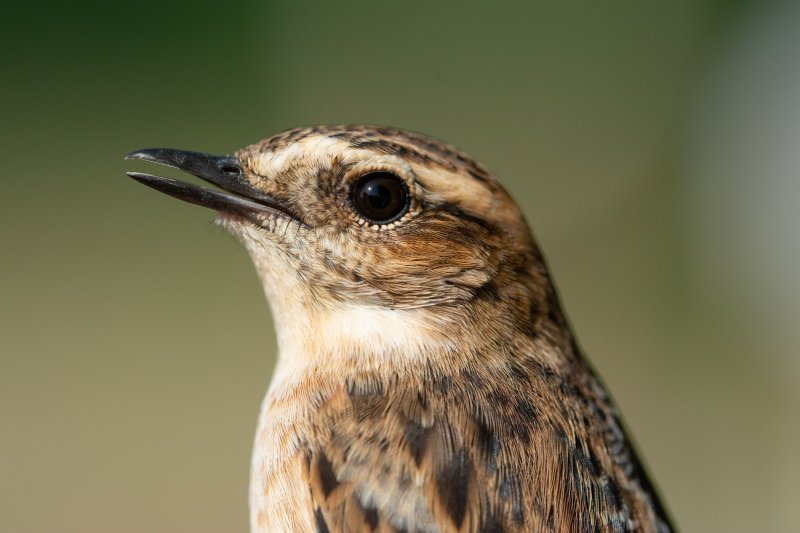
[241, 234, 573, 397]
[261, 290, 572, 404]
[265, 299, 464, 391]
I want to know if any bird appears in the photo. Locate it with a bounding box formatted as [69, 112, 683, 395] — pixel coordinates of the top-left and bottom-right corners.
[126, 125, 674, 533]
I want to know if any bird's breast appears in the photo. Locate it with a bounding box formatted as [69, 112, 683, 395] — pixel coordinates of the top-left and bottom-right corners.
[249, 355, 666, 533]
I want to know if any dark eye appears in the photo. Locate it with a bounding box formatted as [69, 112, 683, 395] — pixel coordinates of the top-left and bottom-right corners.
[351, 171, 409, 224]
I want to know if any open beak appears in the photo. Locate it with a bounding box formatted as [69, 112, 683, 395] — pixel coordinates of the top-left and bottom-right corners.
[125, 148, 297, 223]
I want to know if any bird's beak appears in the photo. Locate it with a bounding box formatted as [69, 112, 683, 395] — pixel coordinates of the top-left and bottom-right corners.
[125, 148, 297, 223]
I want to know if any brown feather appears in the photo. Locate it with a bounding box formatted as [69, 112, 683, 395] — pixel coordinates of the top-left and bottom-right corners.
[206, 126, 676, 532]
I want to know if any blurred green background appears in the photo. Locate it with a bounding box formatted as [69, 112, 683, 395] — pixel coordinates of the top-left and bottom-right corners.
[3, 1, 799, 531]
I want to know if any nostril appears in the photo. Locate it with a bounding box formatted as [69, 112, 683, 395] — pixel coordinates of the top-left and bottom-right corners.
[219, 164, 242, 175]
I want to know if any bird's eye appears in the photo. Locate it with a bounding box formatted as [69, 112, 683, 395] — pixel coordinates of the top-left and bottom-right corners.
[351, 171, 409, 224]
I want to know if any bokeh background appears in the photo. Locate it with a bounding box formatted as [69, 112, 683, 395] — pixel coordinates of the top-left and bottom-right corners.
[2, 1, 799, 531]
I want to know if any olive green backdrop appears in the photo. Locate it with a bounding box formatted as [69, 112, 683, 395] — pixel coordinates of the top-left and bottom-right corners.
[3, 1, 798, 532]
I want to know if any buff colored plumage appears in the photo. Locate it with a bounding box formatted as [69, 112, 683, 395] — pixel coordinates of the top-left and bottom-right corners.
[127, 126, 674, 532]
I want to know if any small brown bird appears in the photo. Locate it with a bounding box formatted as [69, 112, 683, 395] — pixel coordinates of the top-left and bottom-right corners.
[126, 126, 674, 532]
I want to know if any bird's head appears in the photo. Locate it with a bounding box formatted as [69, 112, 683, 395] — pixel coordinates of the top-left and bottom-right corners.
[127, 126, 563, 370]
